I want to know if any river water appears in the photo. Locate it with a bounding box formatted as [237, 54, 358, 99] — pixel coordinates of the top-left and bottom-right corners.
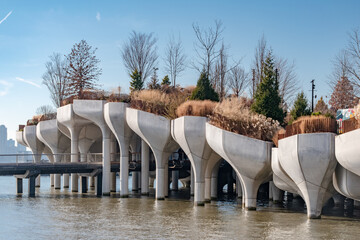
[1, 176, 360, 239]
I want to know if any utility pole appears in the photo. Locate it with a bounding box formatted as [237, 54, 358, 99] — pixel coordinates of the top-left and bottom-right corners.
[311, 79, 315, 112]
[252, 69, 255, 98]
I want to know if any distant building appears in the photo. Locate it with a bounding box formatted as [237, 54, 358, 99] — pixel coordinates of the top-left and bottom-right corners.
[0, 124, 31, 162]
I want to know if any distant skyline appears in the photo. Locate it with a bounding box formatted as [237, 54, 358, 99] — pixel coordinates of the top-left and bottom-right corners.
[1, 0, 360, 140]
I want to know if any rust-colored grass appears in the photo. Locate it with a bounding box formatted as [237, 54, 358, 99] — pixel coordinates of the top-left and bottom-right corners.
[285, 115, 336, 137]
[176, 100, 217, 117]
[208, 97, 280, 141]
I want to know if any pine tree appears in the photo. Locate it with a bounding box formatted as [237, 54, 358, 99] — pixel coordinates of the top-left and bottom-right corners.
[190, 71, 219, 101]
[314, 96, 329, 114]
[147, 68, 160, 89]
[129, 69, 143, 92]
[161, 75, 171, 86]
[66, 40, 102, 98]
[329, 76, 355, 110]
[251, 51, 285, 123]
[290, 91, 311, 120]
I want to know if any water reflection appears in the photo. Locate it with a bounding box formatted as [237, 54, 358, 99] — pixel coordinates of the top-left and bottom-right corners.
[1, 176, 360, 239]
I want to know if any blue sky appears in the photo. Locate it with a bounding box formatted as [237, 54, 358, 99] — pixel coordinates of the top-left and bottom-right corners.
[0, 0, 359, 140]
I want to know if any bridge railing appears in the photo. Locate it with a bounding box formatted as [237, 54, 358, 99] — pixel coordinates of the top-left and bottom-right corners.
[0, 152, 122, 164]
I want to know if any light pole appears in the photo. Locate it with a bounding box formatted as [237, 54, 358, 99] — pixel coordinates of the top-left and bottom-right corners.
[311, 79, 315, 112]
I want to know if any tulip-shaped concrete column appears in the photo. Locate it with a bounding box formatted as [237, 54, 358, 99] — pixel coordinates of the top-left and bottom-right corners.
[73, 100, 112, 196]
[126, 108, 179, 200]
[205, 155, 221, 202]
[172, 117, 222, 205]
[333, 163, 360, 200]
[141, 140, 150, 195]
[271, 148, 301, 197]
[278, 133, 337, 218]
[58, 104, 91, 192]
[24, 125, 45, 187]
[104, 102, 134, 197]
[37, 120, 70, 189]
[206, 123, 272, 210]
[336, 129, 360, 176]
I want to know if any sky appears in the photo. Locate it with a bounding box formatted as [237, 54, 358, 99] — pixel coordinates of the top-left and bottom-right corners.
[0, 0, 359, 141]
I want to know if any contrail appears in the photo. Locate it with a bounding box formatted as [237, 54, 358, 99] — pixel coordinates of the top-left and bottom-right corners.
[16, 77, 41, 88]
[0, 11, 12, 24]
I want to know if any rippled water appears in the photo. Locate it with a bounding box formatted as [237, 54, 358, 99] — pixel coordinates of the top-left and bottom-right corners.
[1, 176, 360, 239]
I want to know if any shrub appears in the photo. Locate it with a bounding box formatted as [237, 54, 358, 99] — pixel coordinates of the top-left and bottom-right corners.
[190, 71, 219, 101]
[208, 97, 280, 141]
[130, 88, 190, 119]
[176, 100, 217, 117]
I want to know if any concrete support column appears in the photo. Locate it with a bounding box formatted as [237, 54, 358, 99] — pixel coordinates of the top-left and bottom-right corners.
[16, 178, 23, 194]
[195, 182, 205, 206]
[156, 167, 165, 200]
[269, 181, 273, 201]
[171, 170, 179, 191]
[236, 176, 242, 198]
[28, 176, 36, 197]
[70, 129, 79, 192]
[354, 200, 360, 210]
[63, 155, 69, 188]
[120, 142, 129, 198]
[141, 140, 149, 195]
[241, 176, 261, 210]
[110, 138, 116, 192]
[190, 168, 194, 196]
[102, 130, 111, 196]
[205, 177, 211, 202]
[54, 154, 61, 189]
[164, 161, 169, 197]
[50, 174, 54, 187]
[96, 173, 102, 197]
[132, 172, 139, 191]
[271, 181, 283, 203]
[81, 176, 87, 193]
[211, 176, 217, 200]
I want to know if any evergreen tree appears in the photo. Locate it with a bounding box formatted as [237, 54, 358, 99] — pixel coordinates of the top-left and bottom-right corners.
[66, 40, 102, 98]
[147, 68, 160, 89]
[251, 51, 285, 123]
[190, 71, 219, 101]
[161, 75, 171, 86]
[314, 96, 329, 114]
[290, 91, 311, 120]
[129, 69, 143, 92]
[329, 76, 355, 110]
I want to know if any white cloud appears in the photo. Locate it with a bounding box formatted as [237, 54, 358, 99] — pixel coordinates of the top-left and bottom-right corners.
[0, 80, 12, 96]
[0, 11, 12, 24]
[15, 77, 41, 88]
[96, 12, 101, 21]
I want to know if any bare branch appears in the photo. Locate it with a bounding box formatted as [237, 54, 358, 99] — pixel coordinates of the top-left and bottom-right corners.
[121, 31, 158, 84]
[228, 66, 248, 98]
[164, 34, 186, 86]
[42, 53, 70, 107]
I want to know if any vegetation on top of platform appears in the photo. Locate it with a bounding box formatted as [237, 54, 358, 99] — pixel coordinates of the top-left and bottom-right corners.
[209, 97, 280, 141]
[176, 100, 217, 118]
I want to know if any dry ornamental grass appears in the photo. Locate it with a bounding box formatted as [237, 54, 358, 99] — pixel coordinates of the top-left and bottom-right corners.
[208, 97, 280, 141]
[176, 100, 217, 118]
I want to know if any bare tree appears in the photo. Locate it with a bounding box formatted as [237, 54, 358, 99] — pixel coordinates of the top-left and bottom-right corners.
[192, 20, 224, 76]
[275, 57, 298, 108]
[228, 66, 248, 97]
[213, 43, 228, 100]
[122, 31, 158, 85]
[66, 40, 102, 98]
[36, 105, 56, 119]
[164, 35, 186, 86]
[42, 53, 70, 107]
[251, 35, 267, 98]
[346, 29, 360, 85]
[251, 35, 298, 108]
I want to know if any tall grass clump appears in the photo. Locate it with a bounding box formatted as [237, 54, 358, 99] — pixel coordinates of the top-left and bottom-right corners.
[130, 88, 190, 119]
[208, 97, 280, 141]
[176, 100, 217, 118]
[286, 115, 336, 136]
